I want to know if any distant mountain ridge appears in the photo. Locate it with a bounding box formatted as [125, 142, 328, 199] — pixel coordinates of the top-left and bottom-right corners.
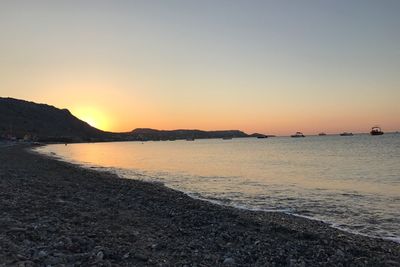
[0, 97, 260, 142]
[130, 128, 248, 140]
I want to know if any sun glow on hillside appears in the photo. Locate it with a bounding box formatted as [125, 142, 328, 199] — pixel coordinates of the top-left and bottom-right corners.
[71, 107, 110, 131]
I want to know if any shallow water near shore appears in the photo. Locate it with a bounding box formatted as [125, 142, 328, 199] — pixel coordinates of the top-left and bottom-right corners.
[35, 134, 400, 242]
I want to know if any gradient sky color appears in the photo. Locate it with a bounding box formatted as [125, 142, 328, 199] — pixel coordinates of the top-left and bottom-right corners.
[1, 0, 399, 135]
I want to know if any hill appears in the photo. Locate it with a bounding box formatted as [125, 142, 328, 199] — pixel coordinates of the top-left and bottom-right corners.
[129, 128, 249, 141]
[0, 97, 110, 142]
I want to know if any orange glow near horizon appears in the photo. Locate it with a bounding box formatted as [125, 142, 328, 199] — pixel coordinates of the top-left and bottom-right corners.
[3, 88, 398, 136]
[65, 102, 398, 136]
[71, 107, 111, 132]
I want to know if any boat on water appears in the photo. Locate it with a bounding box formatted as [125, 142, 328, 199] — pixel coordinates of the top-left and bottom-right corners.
[257, 136, 268, 139]
[222, 137, 233, 140]
[340, 132, 353, 136]
[370, 126, 384, 136]
[318, 132, 327, 136]
[291, 132, 305, 138]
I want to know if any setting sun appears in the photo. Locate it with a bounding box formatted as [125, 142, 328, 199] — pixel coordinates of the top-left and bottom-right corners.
[71, 107, 110, 131]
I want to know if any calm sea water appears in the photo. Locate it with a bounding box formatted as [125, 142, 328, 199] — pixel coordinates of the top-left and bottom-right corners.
[35, 134, 400, 242]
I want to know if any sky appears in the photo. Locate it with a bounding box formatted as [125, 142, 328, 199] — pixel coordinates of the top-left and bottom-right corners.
[0, 0, 399, 135]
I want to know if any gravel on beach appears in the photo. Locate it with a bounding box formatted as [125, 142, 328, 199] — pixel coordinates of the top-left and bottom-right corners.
[0, 145, 399, 266]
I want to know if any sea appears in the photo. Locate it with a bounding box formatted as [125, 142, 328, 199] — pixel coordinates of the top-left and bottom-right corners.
[35, 133, 400, 242]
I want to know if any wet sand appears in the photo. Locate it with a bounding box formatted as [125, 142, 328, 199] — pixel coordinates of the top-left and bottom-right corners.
[0, 145, 399, 266]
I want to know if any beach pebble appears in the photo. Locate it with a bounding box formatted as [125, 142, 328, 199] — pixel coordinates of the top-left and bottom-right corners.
[223, 257, 236, 265]
[134, 253, 148, 261]
[96, 251, 104, 261]
[16, 260, 34, 267]
[44, 256, 63, 265]
[385, 260, 400, 266]
[38, 250, 47, 258]
[336, 249, 345, 258]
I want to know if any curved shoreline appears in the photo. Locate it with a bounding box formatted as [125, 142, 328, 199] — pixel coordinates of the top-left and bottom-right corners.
[33, 145, 400, 245]
[1, 145, 399, 266]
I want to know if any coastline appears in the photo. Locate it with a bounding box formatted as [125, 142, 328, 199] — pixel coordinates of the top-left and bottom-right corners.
[0, 145, 399, 266]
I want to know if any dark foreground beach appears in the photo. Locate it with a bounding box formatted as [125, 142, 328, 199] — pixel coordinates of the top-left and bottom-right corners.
[0, 145, 399, 266]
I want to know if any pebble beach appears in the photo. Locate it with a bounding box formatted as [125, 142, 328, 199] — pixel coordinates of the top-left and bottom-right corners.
[0, 144, 399, 266]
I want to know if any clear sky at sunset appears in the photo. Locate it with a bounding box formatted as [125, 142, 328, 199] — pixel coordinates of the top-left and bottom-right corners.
[0, 0, 399, 135]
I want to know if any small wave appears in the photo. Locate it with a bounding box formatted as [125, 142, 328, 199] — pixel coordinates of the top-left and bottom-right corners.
[184, 191, 400, 244]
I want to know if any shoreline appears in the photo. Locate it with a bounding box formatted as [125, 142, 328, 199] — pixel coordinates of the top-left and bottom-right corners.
[33, 143, 400, 245]
[187, 194, 400, 245]
[1, 145, 399, 266]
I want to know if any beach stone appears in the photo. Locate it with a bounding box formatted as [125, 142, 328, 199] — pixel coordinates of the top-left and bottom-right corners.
[16, 261, 34, 267]
[223, 257, 236, 265]
[134, 253, 148, 261]
[385, 260, 400, 266]
[38, 250, 47, 258]
[336, 249, 345, 258]
[65, 252, 89, 262]
[102, 260, 112, 267]
[289, 259, 297, 266]
[44, 256, 63, 265]
[123, 252, 130, 259]
[96, 251, 104, 261]
[16, 254, 27, 260]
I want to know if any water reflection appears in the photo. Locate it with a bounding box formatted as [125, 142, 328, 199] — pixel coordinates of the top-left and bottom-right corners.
[36, 134, 400, 240]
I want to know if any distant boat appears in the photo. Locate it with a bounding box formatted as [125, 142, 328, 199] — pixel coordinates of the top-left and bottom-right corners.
[291, 132, 305, 138]
[222, 137, 232, 140]
[318, 132, 327, 136]
[370, 126, 384, 136]
[257, 136, 268, 139]
[340, 132, 353, 136]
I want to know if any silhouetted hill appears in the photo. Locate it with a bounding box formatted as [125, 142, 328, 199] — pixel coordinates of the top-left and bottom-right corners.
[249, 133, 268, 138]
[0, 97, 262, 142]
[129, 128, 249, 140]
[0, 97, 110, 142]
